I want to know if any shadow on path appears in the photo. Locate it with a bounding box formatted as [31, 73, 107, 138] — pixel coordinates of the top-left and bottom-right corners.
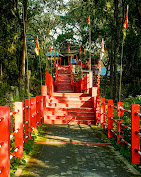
[18, 124, 140, 177]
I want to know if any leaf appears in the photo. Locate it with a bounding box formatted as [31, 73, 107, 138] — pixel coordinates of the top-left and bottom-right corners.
[22, 159, 26, 164]
[13, 163, 18, 169]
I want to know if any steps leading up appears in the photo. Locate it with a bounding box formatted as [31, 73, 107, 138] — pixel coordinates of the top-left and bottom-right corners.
[52, 92, 90, 97]
[43, 92, 94, 125]
[44, 65, 95, 125]
[56, 66, 73, 92]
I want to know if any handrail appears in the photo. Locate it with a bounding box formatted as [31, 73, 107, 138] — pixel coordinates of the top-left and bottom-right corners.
[95, 96, 141, 165]
[0, 89, 46, 176]
[45, 71, 55, 95]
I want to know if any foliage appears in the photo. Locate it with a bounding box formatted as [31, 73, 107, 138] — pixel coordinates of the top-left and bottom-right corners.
[0, 0, 140, 102]
[10, 128, 38, 177]
[10, 157, 26, 177]
[103, 95, 141, 171]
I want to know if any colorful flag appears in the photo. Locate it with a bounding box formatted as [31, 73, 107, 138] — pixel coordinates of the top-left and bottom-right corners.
[35, 36, 39, 55]
[79, 46, 81, 54]
[123, 5, 129, 39]
[68, 44, 70, 52]
[87, 16, 90, 29]
[50, 46, 52, 54]
[48, 18, 50, 34]
[100, 38, 105, 60]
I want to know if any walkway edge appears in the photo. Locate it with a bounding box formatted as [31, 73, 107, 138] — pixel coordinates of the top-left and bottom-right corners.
[109, 145, 140, 176]
[14, 155, 31, 177]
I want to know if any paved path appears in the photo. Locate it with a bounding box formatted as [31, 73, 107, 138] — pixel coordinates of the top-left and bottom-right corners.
[18, 124, 140, 177]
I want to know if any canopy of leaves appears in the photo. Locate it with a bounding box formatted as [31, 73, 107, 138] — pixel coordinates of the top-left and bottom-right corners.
[0, 0, 140, 103]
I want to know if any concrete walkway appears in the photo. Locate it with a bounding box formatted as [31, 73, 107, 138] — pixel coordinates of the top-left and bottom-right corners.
[18, 124, 140, 177]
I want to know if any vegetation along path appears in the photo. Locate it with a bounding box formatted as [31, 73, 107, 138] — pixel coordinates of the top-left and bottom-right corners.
[17, 124, 140, 177]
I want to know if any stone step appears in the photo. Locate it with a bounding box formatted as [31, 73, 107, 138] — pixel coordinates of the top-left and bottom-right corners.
[57, 74, 71, 78]
[46, 102, 93, 108]
[46, 98, 92, 104]
[44, 119, 94, 125]
[57, 86, 73, 92]
[52, 92, 90, 97]
[56, 80, 71, 83]
[45, 107, 94, 112]
[44, 115, 94, 120]
[45, 110, 94, 116]
[49, 96, 92, 101]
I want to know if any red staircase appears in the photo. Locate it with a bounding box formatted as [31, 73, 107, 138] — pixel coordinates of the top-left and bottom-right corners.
[44, 65, 95, 125]
[44, 92, 94, 124]
[56, 65, 73, 92]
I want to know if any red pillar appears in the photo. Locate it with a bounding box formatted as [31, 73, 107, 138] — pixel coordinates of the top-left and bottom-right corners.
[131, 104, 140, 164]
[36, 95, 42, 126]
[117, 102, 124, 144]
[46, 71, 49, 86]
[41, 85, 47, 96]
[97, 96, 101, 123]
[0, 106, 10, 177]
[108, 99, 113, 138]
[90, 87, 97, 124]
[25, 99, 31, 141]
[30, 97, 36, 129]
[15, 102, 23, 159]
[101, 98, 105, 129]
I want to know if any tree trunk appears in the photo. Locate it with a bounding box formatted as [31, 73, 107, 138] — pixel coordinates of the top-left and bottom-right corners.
[110, 39, 114, 99]
[113, 0, 119, 102]
[19, 0, 27, 93]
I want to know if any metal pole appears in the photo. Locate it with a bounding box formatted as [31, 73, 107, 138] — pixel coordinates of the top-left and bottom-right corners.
[89, 20, 91, 89]
[119, 36, 124, 104]
[46, 46, 48, 71]
[39, 55, 42, 85]
[89, 27, 91, 72]
[118, 35, 124, 145]
[51, 52, 52, 77]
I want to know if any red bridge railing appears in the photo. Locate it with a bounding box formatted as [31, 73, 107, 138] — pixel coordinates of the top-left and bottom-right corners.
[0, 71, 55, 176]
[69, 62, 93, 93]
[0, 89, 48, 177]
[95, 95, 141, 165]
[62, 64, 141, 165]
[45, 71, 55, 95]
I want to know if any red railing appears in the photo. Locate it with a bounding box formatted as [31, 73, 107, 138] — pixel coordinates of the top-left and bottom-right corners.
[71, 67, 93, 93]
[58, 64, 141, 165]
[55, 64, 58, 87]
[0, 84, 53, 177]
[45, 71, 55, 95]
[95, 96, 141, 165]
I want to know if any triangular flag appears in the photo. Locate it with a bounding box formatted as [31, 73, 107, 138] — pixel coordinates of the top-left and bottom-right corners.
[123, 5, 129, 39]
[79, 46, 81, 54]
[50, 46, 52, 54]
[68, 44, 70, 52]
[100, 38, 105, 60]
[87, 16, 90, 29]
[35, 36, 39, 55]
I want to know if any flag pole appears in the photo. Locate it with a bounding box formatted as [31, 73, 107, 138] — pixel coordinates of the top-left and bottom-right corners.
[51, 50, 52, 77]
[89, 17, 91, 89]
[39, 54, 42, 86]
[119, 36, 124, 104]
[46, 47, 48, 71]
[118, 4, 128, 145]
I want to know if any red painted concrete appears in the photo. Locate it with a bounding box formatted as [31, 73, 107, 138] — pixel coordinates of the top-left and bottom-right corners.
[43, 65, 94, 125]
[56, 66, 73, 92]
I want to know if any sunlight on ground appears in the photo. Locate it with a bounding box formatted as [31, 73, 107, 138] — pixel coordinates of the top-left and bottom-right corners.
[46, 135, 70, 141]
